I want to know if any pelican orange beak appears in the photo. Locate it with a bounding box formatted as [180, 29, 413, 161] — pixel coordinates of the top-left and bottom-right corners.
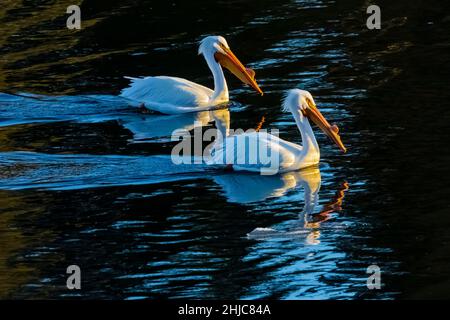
[303, 99, 347, 153]
[214, 48, 263, 95]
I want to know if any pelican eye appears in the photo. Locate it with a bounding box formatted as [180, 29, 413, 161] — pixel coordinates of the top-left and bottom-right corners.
[218, 43, 228, 51]
[306, 98, 316, 109]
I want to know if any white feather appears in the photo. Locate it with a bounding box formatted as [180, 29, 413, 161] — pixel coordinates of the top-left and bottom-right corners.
[120, 76, 213, 114]
[208, 131, 301, 173]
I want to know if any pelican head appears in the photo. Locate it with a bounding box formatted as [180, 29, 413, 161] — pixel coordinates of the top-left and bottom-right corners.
[283, 89, 347, 153]
[199, 35, 263, 95]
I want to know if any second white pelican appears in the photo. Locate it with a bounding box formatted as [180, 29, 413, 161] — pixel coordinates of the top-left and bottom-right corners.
[120, 36, 263, 114]
[208, 89, 346, 174]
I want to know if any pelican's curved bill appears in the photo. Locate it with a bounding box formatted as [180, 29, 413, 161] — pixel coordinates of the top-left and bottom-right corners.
[214, 48, 263, 95]
[304, 99, 347, 153]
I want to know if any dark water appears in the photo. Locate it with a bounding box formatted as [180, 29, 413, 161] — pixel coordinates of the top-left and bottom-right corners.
[1, 0, 450, 299]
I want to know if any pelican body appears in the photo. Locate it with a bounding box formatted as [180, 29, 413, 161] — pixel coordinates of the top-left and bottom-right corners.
[120, 36, 262, 114]
[208, 89, 346, 174]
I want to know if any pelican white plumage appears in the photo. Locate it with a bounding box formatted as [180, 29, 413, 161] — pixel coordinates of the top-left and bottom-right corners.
[208, 89, 346, 174]
[120, 36, 263, 114]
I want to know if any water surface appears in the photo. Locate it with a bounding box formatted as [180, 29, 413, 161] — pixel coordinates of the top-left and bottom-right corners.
[1, 0, 450, 299]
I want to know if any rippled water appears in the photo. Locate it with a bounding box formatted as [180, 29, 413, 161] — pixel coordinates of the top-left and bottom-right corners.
[1, 0, 450, 299]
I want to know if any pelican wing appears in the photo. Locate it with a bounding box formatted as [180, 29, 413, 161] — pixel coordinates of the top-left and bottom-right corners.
[120, 76, 214, 113]
[209, 132, 302, 173]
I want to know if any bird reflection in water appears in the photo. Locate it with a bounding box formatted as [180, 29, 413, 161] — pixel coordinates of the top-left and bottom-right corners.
[216, 167, 350, 245]
[116, 107, 230, 144]
[304, 181, 349, 245]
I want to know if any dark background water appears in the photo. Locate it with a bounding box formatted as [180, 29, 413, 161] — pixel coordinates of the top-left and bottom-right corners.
[1, 0, 450, 299]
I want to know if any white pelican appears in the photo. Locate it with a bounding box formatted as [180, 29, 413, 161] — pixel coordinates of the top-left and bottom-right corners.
[120, 36, 263, 114]
[208, 89, 346, 174]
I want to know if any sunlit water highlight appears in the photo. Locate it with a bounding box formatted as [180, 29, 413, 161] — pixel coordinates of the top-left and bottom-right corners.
[1, 0, 449, 300]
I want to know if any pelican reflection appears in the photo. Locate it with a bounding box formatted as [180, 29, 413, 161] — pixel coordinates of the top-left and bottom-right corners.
[118, 108, 230, 143]
[213, 166, 321, 204]
[216, 166, 350, 245]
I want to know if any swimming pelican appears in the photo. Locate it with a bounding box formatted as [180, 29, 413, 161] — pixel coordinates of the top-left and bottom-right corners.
[208, 89, 346, 174]
[120, 36, 263, 114]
